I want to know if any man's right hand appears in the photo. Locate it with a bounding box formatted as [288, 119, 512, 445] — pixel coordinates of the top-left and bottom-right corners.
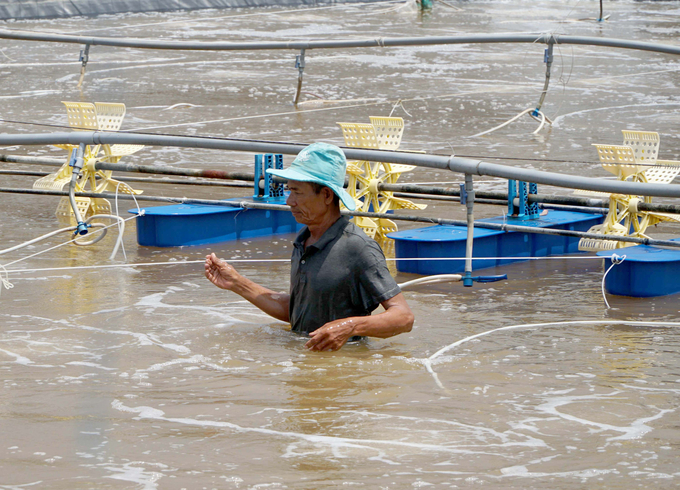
[204, 253, 240, 290]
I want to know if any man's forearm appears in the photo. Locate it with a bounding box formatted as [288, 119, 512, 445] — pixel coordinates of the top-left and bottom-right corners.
[351, 304, 414, 339]
[305, 293, 414, 351]
[231, 277, 290, 323]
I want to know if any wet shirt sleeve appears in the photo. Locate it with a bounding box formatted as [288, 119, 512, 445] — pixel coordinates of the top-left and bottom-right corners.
[354, 242, 401, 312]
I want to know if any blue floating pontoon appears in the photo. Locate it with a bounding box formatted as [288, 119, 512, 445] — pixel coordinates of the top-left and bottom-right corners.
[389, 210, 604, 275]
[598, 240, 680, 297]
[130, 153, 303, 247]
[130, 197, 302, 247]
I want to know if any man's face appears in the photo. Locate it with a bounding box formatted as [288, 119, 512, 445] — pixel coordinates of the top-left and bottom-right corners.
[285, 181, 332, 226]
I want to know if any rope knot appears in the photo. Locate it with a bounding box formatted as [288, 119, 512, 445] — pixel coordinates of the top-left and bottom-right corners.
[611, 253, 626, 265]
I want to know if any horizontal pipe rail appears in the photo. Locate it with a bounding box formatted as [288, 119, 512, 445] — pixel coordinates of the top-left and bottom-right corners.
[4, 150, 680, 214]
[1, 30, 679, 56]
[98, 161, 254, 182]
[0, 169, 252, 188]
[0, 154, 65, 166]
[2, 186, 678, 249]
[0, 154, 254, 181]
[2, 132, 680, 198]
[0, 169, 607, 210]
[383, 183, 680, 214]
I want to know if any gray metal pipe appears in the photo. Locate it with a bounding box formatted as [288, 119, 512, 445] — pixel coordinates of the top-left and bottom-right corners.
[0, 154, 65, 166]
[2, 132, 680, 198]
[11, 154, 679, 213]
[0, 168, 614, 210]
[0, 30, 679, 56]
[2, 185, 679, 249]
[0, 169, 253, 188]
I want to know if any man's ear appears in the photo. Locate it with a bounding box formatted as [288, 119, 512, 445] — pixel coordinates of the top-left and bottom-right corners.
[323, 186, 335, 205]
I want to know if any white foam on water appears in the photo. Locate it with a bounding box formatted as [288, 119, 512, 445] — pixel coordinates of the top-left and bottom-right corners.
[330, 409, 547, 449]
[531, 389, 676, 442]
[101, 462, 165, 489]
[136, 354, 249, 374]
[624, 380, 680, 392]
[499, 466, 616, 478]
[111, 400, 507, 462]
[134, 287, 264, 323]
[0, 481, 44, 489]
[65, 361, 117, 371]
[0, 347, 34, 365]
[74, 323, 191, 354]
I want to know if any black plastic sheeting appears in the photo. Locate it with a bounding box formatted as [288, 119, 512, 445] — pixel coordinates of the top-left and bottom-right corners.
[0, 0, 391, 20]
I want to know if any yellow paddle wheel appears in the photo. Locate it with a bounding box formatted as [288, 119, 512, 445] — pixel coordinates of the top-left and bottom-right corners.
[33, 101, 144, 225]
[577, 130, 680, 251]
[337, 116, 426, 241]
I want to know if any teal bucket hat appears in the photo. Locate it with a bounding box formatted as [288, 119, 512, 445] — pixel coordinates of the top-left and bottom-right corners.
[267, 142, 356, 211]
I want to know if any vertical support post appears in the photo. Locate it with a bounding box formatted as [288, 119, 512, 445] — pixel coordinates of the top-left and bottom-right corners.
[598, 0, 604, 22]
[508, 179, 517, 216]
[254, 154, 284, 201]
[69, 143, 88, 235]
[293, 49, 306, 107]
[509, 180, 539, 219]
[463, 173, 475, 287]
[519, 181, 528, 217]
[263, 153, 274, 200]
[253, 154, 263, 199]
[532, 39, 554, 118]
[528, 182, 539, 217]
[271, 154, 284, 198]
[77, 44, 90, 89]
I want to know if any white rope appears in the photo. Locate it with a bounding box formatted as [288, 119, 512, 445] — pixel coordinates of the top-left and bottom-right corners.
[0, 225, 75, 256]
[422, 319, 680, 390]
[0, 263, 13, 296]
[470, 108, 533, 137]
[0, 253, 606, 298]
[4, 258, 292, 275]
[386, 255, 606, 261]
[601, 253, 626, 309]
[124, 101, 383, 132]
[2, 254, 607, 276]
[470, 107, 553, 138]
[388, 99, 412, 117]
[125, 85, 528, 132]
[0, 214, 138, 270]
[113, 182, 144, 261]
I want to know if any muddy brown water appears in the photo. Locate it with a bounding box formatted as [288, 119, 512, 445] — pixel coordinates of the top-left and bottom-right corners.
[1, 1, 680, 488]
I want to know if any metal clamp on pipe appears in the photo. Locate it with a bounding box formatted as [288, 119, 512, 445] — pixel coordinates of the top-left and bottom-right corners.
[68, 143, 89, 236]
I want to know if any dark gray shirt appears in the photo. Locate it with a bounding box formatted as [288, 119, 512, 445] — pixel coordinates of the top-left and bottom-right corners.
[289, 216, 401, 334]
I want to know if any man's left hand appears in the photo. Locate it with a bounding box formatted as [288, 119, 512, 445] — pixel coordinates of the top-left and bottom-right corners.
[305, 318, 358, 352]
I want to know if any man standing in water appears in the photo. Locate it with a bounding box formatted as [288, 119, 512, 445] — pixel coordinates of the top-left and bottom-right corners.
[205, 142, 414, 352]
